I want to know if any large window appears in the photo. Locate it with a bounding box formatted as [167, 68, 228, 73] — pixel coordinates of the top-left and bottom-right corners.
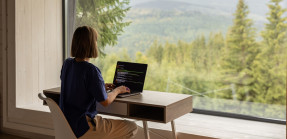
[69, 0, 287, 121]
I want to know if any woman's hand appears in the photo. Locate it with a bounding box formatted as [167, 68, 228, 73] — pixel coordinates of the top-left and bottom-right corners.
[100, 85, 130, 107]
[114, 86, 130, 94]
[105, 83, 115, 91]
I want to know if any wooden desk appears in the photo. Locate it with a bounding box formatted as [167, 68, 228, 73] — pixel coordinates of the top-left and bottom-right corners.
[43, 87, 193, 139]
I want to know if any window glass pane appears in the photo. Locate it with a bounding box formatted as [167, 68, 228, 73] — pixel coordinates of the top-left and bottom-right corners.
[74, 0, 287, 120]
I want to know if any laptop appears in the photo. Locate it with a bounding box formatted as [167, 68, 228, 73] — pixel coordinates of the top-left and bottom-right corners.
[109, 61, 148, 98]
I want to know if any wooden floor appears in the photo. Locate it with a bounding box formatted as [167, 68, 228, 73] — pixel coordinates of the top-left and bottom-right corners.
[0, 133, 27, 139]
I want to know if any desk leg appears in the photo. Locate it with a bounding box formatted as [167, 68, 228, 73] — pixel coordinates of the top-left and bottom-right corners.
[171, 120, 177, 139]
[143, 121, 150, 139]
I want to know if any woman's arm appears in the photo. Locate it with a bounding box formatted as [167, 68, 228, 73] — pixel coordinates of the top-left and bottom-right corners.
[99, 86, 130, 107]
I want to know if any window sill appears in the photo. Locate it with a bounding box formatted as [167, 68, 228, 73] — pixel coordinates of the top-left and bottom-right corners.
[101, 113, 286, 139]
[141, 113, 286, 139]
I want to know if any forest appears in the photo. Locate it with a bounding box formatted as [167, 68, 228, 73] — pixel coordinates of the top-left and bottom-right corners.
[75, 0, 287, 120]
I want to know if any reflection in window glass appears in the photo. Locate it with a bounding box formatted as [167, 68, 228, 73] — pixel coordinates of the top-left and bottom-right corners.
[74, 0, 287, 120]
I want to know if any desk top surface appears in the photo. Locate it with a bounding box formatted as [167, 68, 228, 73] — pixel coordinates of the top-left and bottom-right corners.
[44, 87, 192, 107]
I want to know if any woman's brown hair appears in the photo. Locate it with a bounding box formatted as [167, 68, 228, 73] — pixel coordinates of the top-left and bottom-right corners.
[71, 26, 98, 58]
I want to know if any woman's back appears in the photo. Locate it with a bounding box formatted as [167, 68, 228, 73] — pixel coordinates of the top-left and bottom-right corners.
[60, 58, 107, 138]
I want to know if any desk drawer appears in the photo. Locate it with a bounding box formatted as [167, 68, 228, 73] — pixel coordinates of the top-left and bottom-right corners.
[97, 102, 127, 116]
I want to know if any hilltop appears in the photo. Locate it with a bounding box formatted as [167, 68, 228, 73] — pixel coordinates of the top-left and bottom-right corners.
[104, 0, 277, 56]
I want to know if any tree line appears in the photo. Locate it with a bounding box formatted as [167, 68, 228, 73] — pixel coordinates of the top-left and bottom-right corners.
[92, 0, 287, 107]
[76, 0, 287, 106]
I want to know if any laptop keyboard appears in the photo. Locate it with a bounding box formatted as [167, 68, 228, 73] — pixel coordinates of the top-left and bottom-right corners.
[107, 90, 138, 94]
[119, 91, 138, 95]
[120, 92, 130, 95]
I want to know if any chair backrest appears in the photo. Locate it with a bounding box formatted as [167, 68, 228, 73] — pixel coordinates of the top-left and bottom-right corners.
[38, 93, 77, 139]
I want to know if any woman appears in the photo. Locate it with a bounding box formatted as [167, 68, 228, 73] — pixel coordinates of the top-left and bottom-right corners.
[60, 26, 138, 139]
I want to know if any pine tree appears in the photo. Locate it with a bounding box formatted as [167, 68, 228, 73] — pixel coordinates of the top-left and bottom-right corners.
[191, 35, 206, 70]
[252, 0, 287, 104]
[206, 32, 225, 73]
[261, 0, 287, 48]
[76, 0, 131, 56]
[222, 0, 259, 100]
[147, 40, 164, 64]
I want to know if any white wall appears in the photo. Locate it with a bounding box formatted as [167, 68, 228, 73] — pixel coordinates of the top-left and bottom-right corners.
[15, 0, 63, 107]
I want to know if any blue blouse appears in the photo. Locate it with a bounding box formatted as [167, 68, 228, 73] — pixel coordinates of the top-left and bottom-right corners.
[59, 58, 107, 138]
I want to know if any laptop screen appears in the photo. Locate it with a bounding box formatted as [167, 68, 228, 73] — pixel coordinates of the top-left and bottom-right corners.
[113, 61, 148, 92]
